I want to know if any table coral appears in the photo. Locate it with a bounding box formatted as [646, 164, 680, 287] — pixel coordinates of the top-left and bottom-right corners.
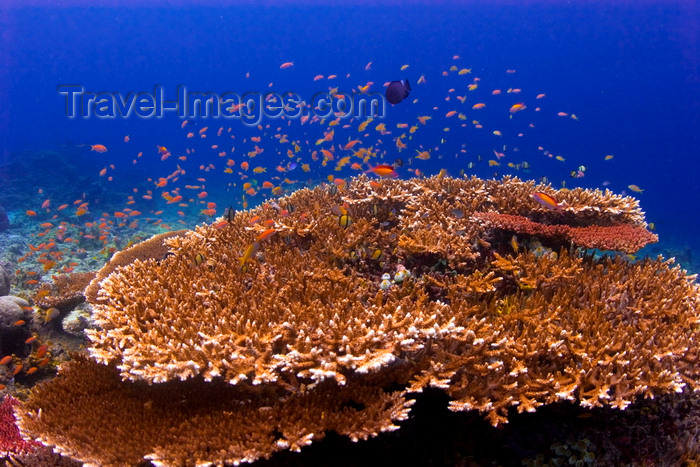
[16, 175, 700, 465]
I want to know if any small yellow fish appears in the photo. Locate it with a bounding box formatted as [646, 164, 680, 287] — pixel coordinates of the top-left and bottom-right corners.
[239, 242, 260, 269]
[604, 154, 615, 161]
[339, 213, 352, 228]
[415, 150, 430, 160]
[194, 253, 206, 266]
[358, 119, 373, 132]
[510, 235, 519, 254]
[628, 184, 644, 193]
[253, 166, 266, 173]
[45, 307, 60, 323]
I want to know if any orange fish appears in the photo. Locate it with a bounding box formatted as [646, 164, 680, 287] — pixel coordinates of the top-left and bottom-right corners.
[509, 103, 526, 114]
[256, 228, 276, 242]
[0, 356, 12, 365]
[280, 62, 294, 69]
[26, 210, 37, 216]
[91, 144, 108, 153]
[36, 344, 49, 358]
[365, 164, 398, 178]
[343, 140, 360, 150]
[531, 192, 562, 210]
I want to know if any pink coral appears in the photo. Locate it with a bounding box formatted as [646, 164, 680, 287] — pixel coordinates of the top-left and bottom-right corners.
[473, 212, 657, 253]
[0, 396, 39, 455]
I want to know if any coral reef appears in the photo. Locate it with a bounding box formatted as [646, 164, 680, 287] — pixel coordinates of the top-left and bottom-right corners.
[0, 206, 8, 233]
[35, 271, 96, 333]
[16, 176, 700, 465]
[0, 264, 9, 297]
[0, 296, 31, 358]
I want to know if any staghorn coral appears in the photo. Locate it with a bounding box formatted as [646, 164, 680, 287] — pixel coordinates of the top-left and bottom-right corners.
[17, 175, 700, 465]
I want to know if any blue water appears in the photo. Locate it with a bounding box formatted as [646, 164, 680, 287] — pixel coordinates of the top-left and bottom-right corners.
[1, 1, 699, 267]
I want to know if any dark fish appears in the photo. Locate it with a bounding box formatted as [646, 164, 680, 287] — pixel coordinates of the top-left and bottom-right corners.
[393, 158, 404, 167]
[225, 206, 235, 222]
[386, 79, 411, 105]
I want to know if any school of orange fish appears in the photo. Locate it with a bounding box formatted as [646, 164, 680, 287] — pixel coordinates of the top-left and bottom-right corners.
[13, 56, 635, 295]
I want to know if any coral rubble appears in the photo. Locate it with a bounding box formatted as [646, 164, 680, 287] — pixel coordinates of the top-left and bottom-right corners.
[16, 176, 700, 465]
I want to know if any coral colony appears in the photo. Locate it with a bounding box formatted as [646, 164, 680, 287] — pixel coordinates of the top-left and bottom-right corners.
[8, 175, 697, 465]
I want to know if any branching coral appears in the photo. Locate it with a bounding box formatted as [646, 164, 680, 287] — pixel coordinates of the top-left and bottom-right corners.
[16, 175, 700, 465]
